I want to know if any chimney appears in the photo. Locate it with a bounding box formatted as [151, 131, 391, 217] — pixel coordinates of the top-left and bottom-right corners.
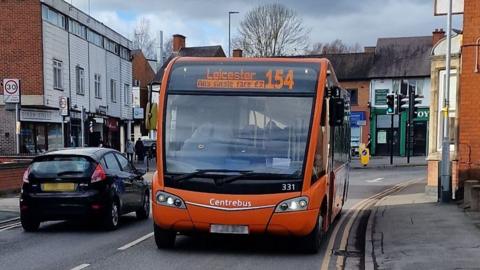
[232, 49, 243, 58]
[432, 28, 446, 46]
[364, 46, 376, 53]
[173, 34, 186, 53]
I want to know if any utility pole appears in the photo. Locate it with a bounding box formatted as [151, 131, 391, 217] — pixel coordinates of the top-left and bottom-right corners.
[80, 105, 85, 147]
[440, 0, 453, 203]
[228, 11, 239, 57]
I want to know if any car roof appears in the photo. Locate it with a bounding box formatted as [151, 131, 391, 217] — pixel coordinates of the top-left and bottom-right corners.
[35, 148, 116, 162]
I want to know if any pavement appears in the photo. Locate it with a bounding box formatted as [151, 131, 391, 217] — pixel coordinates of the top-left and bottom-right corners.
[351, 155, 427, 169]
[365, 181, 480, 270]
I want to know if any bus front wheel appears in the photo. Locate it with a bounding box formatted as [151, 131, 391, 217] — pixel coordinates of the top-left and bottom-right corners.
[154, 223, 176, 249]
[300, 216, 324, 254]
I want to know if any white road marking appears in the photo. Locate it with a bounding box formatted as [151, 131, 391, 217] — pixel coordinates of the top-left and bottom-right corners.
[366, 178, 384, 183]
[70, 264, 90, 270]
[118, 232, 154, 251]
[0, 222, 21, 232]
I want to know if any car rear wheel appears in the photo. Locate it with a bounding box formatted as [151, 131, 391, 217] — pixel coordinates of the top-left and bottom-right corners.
[21, 213, 40, 232]
[103, 200, 120, 230]
[136, 192, 150, 220]
[299, 215, 324, 254]
[154, 223, 176, 249]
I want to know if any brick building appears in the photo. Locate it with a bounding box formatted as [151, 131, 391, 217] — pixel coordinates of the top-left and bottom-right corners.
[0, 0, 133, 154]
[458, 0, 480, 182]
[296, 52, 375, 153]
[132, 50, 156, 139]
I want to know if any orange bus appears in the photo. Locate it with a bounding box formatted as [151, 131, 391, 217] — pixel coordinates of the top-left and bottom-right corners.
[152, 57, 351, 253]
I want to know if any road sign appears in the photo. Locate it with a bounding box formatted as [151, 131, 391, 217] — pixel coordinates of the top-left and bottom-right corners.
[3, 79, 20, 103]
[133, 107, 144, 119]
[59, 96, 69, 116]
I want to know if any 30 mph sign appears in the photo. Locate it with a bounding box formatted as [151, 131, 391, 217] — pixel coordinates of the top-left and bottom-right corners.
[3, 79, 20, 104]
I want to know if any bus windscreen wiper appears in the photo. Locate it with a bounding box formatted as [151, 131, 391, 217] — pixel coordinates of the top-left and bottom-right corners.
[216, 171, 301, 186]
[173, 169, 252, 183]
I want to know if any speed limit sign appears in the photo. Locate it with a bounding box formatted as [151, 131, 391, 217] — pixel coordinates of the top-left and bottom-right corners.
[3, 79, 20, 103]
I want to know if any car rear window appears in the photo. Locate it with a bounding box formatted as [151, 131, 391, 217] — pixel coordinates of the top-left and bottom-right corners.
[30, 156, 94, 178]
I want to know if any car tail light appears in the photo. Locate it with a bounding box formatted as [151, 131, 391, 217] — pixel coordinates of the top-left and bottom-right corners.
[91, 164, 107, 183]
[23, 167, 31, 183]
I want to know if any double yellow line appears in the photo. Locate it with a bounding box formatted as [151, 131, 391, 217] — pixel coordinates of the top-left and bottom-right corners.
[320, 178, 422, 270]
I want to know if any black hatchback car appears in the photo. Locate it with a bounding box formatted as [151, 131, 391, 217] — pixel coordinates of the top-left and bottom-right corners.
[20, 148, 150, 231]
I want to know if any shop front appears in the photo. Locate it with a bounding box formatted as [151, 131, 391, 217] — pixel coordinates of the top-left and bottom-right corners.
[19, 108, 63, 154]
[105, 117, 120, 150]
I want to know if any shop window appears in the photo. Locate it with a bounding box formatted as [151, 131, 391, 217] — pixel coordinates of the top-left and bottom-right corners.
[53, 59, 63, 90]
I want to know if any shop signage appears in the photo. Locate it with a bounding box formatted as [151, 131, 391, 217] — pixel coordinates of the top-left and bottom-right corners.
[59, 96, 69, 116]
[375, 89, 389, 106]
[3, 79, 20, 103]
[20, 109, 62, 123]
[133, 107, 144, 119]
[350, 112, 365, 127]
[96, 106, 108, 116]
[132, 87, 141, 107]
[106, 118, 119, 131]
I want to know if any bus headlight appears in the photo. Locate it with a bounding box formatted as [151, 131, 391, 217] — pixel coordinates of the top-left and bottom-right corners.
[275, 197, 309, 212]
[155, 191, 186, 209]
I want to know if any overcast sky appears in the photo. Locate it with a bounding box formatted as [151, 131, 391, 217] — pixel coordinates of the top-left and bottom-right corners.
[71, 0, 463, 53]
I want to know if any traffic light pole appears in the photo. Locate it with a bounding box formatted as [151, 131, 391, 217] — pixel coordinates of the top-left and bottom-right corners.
[440, 0, 453, 203]
[390, 114, 394, 165]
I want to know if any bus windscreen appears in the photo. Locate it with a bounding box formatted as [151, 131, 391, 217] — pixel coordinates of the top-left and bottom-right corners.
[167, 62, 320, 93]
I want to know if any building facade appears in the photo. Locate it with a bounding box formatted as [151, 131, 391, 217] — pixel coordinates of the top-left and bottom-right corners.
[458, 0, 480, 184]
[132, 50, 156, 140]
[426, 32, 462, 196]
[369, 36, 433, 157]
[0, 0, 133, 154]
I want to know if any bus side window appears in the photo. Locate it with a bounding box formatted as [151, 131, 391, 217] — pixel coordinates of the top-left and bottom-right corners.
[312, 103, 327, 183]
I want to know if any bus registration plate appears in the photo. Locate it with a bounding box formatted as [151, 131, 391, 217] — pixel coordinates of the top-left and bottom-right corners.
[210, 224, 249, 235]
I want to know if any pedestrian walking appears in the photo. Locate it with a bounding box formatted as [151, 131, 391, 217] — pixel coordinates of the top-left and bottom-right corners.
[135, 138, 145, 163]
[126, 138, 134, 162]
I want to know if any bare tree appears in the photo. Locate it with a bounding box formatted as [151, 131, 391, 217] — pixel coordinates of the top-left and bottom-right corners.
[307, 39, 362, 54]
[234, 4, 309, 57]
[163, 37, 173, 58]
[132, 17, 156, 59]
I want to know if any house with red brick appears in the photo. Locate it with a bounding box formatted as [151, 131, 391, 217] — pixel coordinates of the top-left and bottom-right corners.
[458, 0, 480, 185]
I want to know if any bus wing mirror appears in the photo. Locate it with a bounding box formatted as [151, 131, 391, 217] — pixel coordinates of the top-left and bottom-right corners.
[329, 97, 345, 126]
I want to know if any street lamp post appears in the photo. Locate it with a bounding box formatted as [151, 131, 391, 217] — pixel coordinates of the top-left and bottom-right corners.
[441, 0, 453, 202]
[228, 11, 239, 57]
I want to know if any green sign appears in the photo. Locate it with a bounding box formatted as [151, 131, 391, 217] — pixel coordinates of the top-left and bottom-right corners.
[375, 89, 389, 105]
[414, 109, 429, 121]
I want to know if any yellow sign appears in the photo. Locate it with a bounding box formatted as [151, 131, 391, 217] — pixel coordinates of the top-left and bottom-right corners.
[359, 143, 370, 167]
[197, 69, 295, 90]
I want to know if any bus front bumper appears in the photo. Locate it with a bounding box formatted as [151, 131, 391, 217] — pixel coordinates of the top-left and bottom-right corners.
[152, 200, 319, 237]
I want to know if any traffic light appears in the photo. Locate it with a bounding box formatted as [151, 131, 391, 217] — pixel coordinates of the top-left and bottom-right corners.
[386, 94, 395, 115]
[412, 94, 422, 118]
[396, 94, 406, 113]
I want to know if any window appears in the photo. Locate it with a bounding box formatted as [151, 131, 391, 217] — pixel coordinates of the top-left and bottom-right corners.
[120, 47, 130, 60]
[348, 89, 358, 105]
[115, 153, 133, 172]
[437, 70, 457, 151]
[104, 38, 119, 54]
[103, 153, 121, 171]
[124, 84, 130, 105]
[87, 29, 103, 47]
[53, 59, 63, 89]
[76, 66, 85, 95]
[42, 5, 66, 29]
[110, 79, 117, 102]
[69, 19, 87, 39]
[94, 74, 101, 99]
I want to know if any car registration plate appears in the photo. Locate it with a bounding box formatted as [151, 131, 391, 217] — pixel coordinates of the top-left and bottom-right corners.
[210, 224, 249, 235]
[41, 183, 76, 192]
